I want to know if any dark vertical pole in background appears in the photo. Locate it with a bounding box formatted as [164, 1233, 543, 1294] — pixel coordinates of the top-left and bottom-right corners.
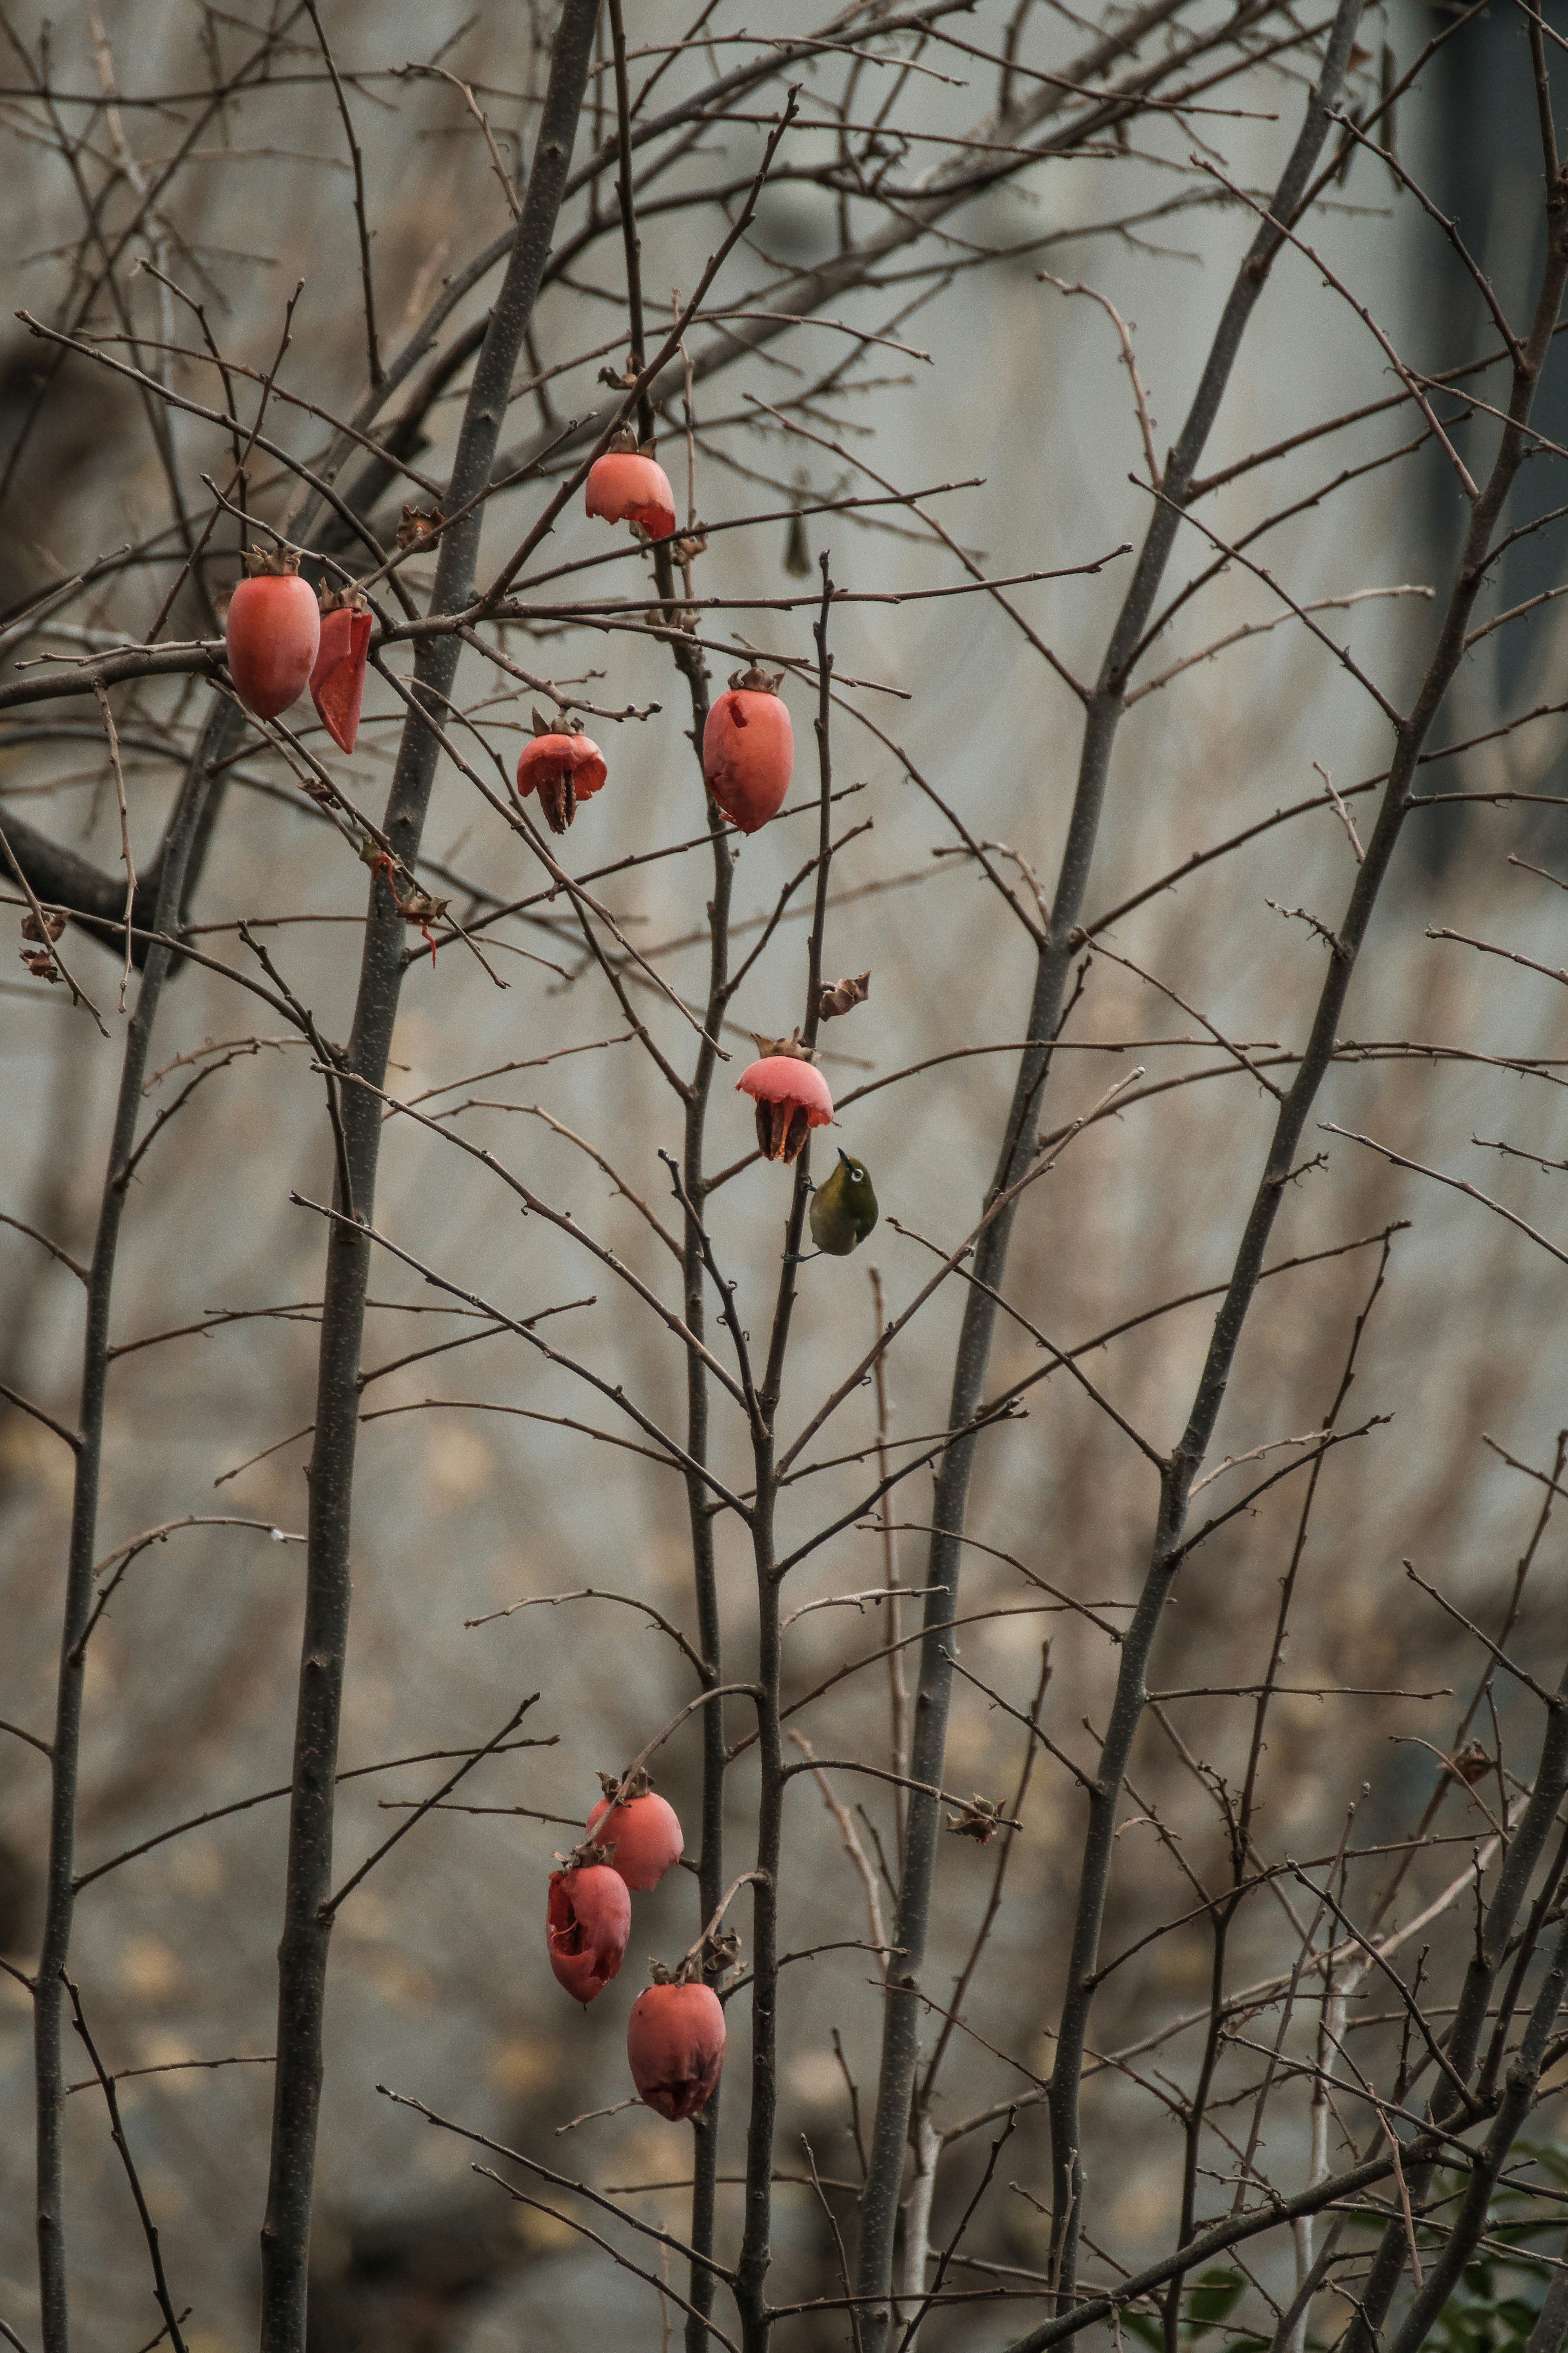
[1415, 0, 1568, 868]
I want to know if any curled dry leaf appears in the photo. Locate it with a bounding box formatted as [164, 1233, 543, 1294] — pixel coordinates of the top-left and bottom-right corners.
[818, 970, 871, 1023]
[396, 886, 448, 931]
[1448, 1740, 1493, 1786]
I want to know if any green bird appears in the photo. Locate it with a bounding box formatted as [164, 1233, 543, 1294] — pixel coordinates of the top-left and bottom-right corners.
[808, 1148, 879, 1257]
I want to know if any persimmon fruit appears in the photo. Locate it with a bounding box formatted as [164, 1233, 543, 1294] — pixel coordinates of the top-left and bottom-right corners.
[737, 1053, 833, 1164]
[702, 667, 793, 834]
[627, 1979, 725, 2121]
[515, 715, 608, 834]
[546, 1854, 630, 2007]
[586, 436, 677, 541]
[225, 547, 320, 722]
[586, 1772, 684, 1892]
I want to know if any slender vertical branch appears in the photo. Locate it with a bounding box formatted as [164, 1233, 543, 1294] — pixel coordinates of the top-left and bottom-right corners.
[63, 1976, 189, 2353]
[302, 0, 381, 386]
[869, 1268, 909, 1865]
[733, 559, 837, 2353]
[670, 489, 726, 2353]
[853, 9, 1368, 2333]
[1048, 86, 1568, 2330]
[679, 769, 729, 2353]
[256, 11, 603, 2347]
[599, 24, 728, 2336]
[33, 698, 229, 2353]
[1162, 1241, 1390, 2350]
[608, 0, 655, 448]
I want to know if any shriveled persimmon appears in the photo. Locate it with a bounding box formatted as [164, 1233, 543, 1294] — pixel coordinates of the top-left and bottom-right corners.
[627, 1976, 725, 2121]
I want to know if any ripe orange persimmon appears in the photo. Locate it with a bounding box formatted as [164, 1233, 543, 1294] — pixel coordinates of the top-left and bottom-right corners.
[627, 1978, 725, 2121]
[515, 714, 608, 835]
[702, 666, 793, 834]
[586, 1771, 684, 1892]
[737, 1052, 833, 1164]
[225, 547, 321, 722]
[547, 1853, 630, 2007]
[310, 590, 372, 753]
[586, 434, 677, 540]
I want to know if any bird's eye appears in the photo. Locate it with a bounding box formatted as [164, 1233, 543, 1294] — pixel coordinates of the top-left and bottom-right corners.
[852, 1167, 864, 1182]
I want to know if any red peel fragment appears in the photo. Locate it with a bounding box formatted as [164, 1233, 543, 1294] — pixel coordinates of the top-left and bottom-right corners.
[310, 604, 372, 753]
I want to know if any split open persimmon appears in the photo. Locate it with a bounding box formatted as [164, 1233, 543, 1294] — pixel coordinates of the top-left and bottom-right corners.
[586, 435, 677, 541]
[737, 1052, 833, 1163]
[225, 547, 320, 722]
[515, 715, 608, 834]
[546, 1852, 630, 2007]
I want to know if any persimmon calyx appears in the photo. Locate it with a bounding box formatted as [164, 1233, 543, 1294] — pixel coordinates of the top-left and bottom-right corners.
[749, 1028, 816, 1063]
[554, 1836, 618, 1872]
[944, 1793, 1014, 1845]
[396, 504, 445, 549]
[728, 663, 784, 695]
[531, 705, 586, 738]
[648, 1953, 704, 1988]
[318, 583, 369, 614]
[655, 1926, 743, 1989]
[597, 1765, 654, 1802]
[243, 542, 302, 578]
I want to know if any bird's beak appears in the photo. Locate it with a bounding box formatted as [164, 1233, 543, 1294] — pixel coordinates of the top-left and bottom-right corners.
[837, 1148, 852, 1169]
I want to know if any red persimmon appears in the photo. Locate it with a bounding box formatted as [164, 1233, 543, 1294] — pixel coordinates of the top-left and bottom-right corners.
[546, 1858, 630, 2007]
[225, 548, 321, 723]
[702, 666, 793, 834]
[586, 1772, 684, 1892]
[737, 1053, 833, 1164]
[586, 439, 677, 541]
[515, 716, 608, 834]
[627, 1980, 725, 2121]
